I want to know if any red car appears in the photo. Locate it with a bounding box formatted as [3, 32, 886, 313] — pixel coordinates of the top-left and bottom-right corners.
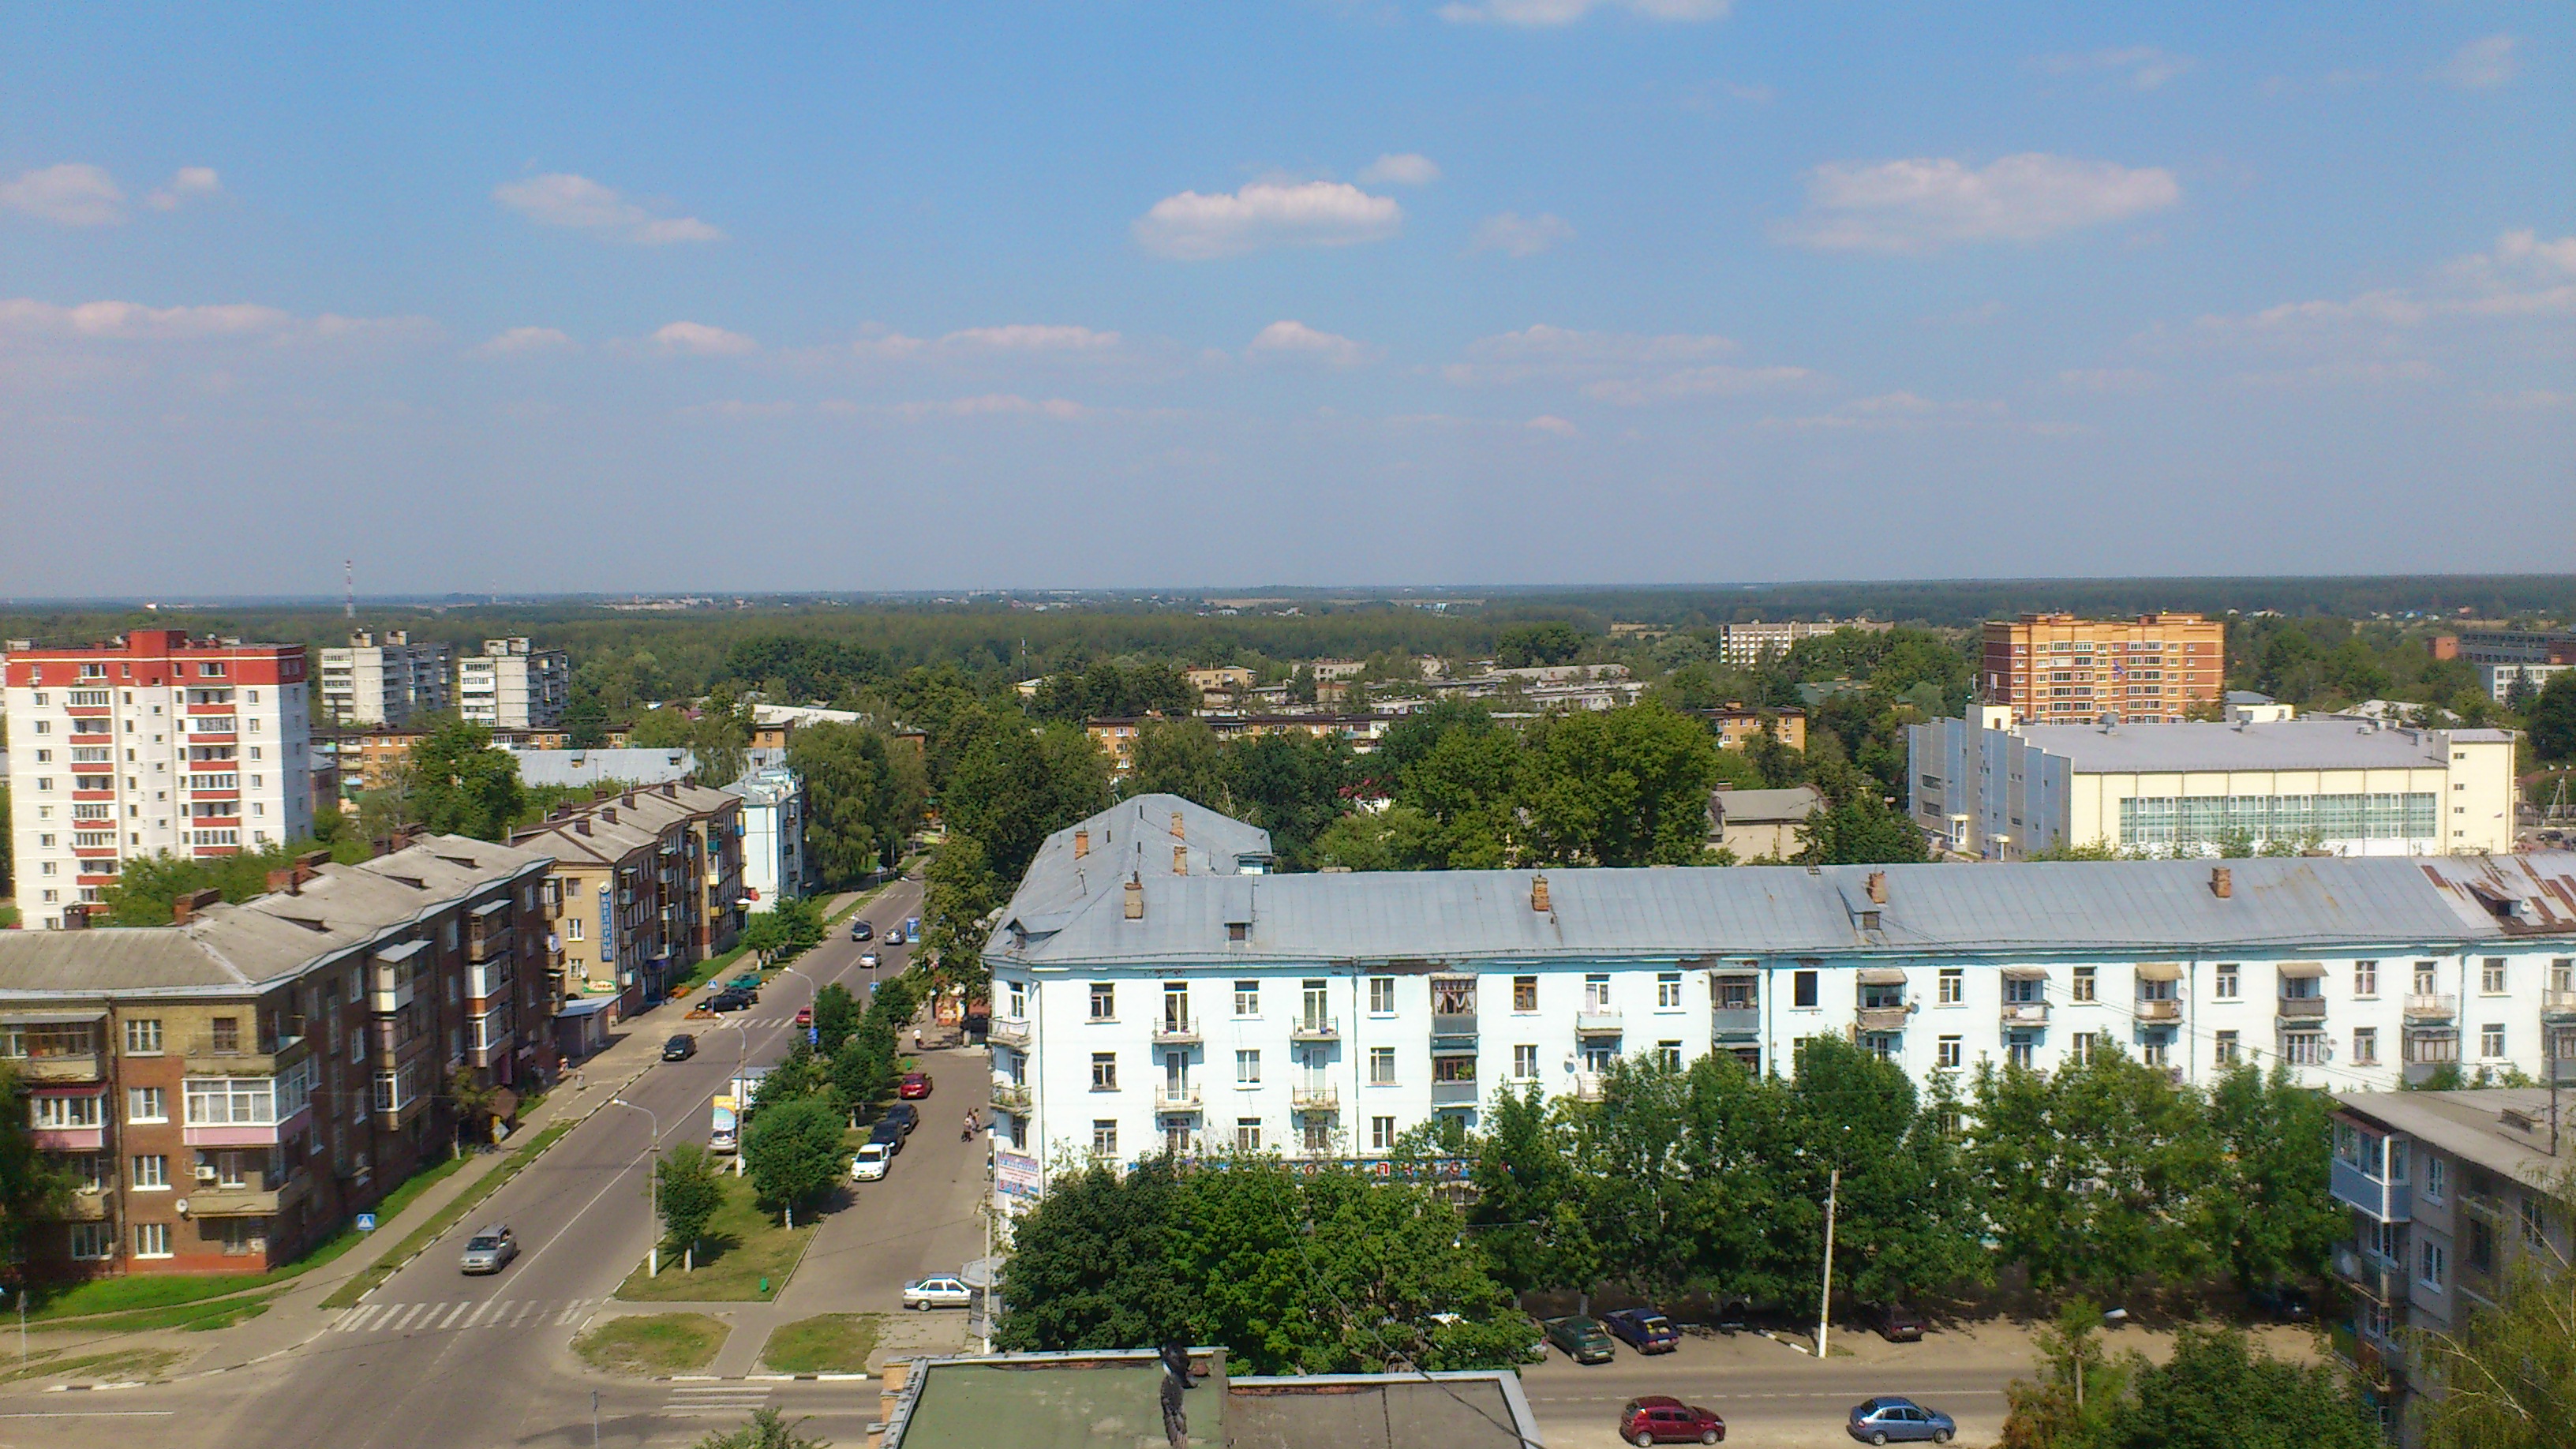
[794, 1007, 814, 1028]
[897, 1072, 933, 1099]
[1621, 1395, 1723, 1446]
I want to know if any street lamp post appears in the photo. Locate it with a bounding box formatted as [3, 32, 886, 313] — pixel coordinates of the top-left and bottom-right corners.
[608, 1097, 661, 1277]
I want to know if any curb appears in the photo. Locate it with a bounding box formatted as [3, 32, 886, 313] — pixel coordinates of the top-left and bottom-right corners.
[655, 1372, 869, 1383]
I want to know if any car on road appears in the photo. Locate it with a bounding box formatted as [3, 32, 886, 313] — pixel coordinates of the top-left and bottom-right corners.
[859, 951, 882, 969]
[1847, 1397, 1955, 1444]
[707, 990, 753, 1013]
[794, 1006, 814, 1028]
[897, 1072, 933, 1099]
[459, 1224, 517, 1275]
[881, 1103, 919, 1136]
[1619, 1395, 1724, 1446]
[903, 1275, 973, 1311]
[1601, 1307, 1680, 1354]
[884, 928, 906, 945]
[1542, 1315, 1617, 1365]
[661, 1034, 698, 1061]
[868, 1119, 906, 1155]
[1872, 1301, 1926, 1342]
[850, 919, 874, 942]
[850, 1142, 893, 1181]
[2246, 1283, 2316, 1323]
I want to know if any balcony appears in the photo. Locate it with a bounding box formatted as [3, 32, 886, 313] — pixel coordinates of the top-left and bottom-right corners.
[2331, 1157, 2412, 1222]
[2135, 998, 2182, 1023]
[1289, 1017, 1340, 1043]
[2402, 993, 2458, 1023]
[1292, 1084, 1340, 1111]
[370, 978, 416, 1016]
[1572, 1072, 1605, 1103]
[1152, 1017, 1201, 1046]
[60, 1188, 112, 1222]
[1155, 1084, 1203, 1113]
[2333, 1243, 2402, 1306]
[466, 929, 512, 965]
[1710, 1007, 1761, 1039]
[12, 1050, 105, 1084]
[2543, 989, 2576, 1023]
[185, 1034, 289, 1072]
[2000, 1001, 2051, 1027]
[1429, 1011, 1478, 1042]
[1428, 1080, 1481, 1107]
[990, 1081, 1032, 1113]
[987, 1019, 1032, 1049]
[186, 1171, 308, 1219]
[2276, 995, 2328, 1020]
[1575, 1009, 1624, 1035]
[1855, 1005, 1911, 1034]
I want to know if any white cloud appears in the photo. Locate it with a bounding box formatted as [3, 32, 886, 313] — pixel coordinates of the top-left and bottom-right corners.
[1443, 324, 1740, 385]
[650, 321, 757, 356]
[1, 163, 127, 227]
[1525, 414, 1579, 437]
[1470, 212, 1574, 258]
[889, 394, 1088, 421]
[2034, 46, 2194, 92]
[474, 326, 577, 356]
[1778, 153, 2181, 253]
[1437, 0, 1730, 27]
[145, 167, 223, 212]
[1585, 364, 1815, 405]
[1249, 320, 1369, 367]
[492, 173, 724, 245]
[1133, 181, 1402, 260]
[0, 298, 436, 346]
[1357, 153, 1442, 187]
[676, 399, 796, 421]
[940, 324, 1121, 352]
[2433, 34, 2518, 91]
[2193, 230, 2576, 334]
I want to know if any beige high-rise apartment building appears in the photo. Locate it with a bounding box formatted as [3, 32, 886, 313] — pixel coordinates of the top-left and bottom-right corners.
[317, 630, 451, 727]
[1979, 612, 2226, 725]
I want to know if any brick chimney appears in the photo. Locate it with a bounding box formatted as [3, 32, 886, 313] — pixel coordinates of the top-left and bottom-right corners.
[2211, 866, 2233, 899]
[1173, 845, 1189, 876]
[1074, 828, 1090, 859]
[1530, 874, 1551, 913]
[601, 807, 617, 826]
[1170, 810, 1185, 841]
[1125, 875, 1144, 920]
[1866, 871, 1888, 905]
[574, 818, 592, 837]
[173, 887, 223, 925]
[621, 790, 636, 809]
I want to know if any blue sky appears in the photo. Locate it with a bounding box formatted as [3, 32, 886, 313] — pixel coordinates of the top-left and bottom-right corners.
[3, 2, 2569, 596]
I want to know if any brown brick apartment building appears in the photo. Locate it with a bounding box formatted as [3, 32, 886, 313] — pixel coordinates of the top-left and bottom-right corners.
[1979, 612, 2225, 725]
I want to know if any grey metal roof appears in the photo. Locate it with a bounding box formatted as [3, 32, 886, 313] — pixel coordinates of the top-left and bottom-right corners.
[2334, 1089, 2572, 1185]
[506, 747, 698, 788]
[991, 802, 2576, 968]
[2012, 718, 2494, 774]
[1001, 794, 1274, 931]
[1709, 785, 1823, 825]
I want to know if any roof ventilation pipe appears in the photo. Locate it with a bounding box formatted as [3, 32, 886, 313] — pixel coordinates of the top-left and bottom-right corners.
[2211, 866, 2233, 899]
[1173, 845, 1189, 876]
[1866, 871, 1887, 905]
[1074, 828, 1089, 859]
[1530, 875, 1551, 913]
[1125, 874, 1144, 920]
[1170, 811, 1185, 841]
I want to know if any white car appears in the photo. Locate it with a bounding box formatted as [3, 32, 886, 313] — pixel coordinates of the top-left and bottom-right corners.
[902, 1275, 973, 1311]
[851, 1142, 892, 1181]
[859, 951, 882, 969]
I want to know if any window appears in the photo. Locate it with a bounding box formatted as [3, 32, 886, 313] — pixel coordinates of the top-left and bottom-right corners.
[210, 1017, 240, 1054]
[2353, 1028, 2379, 1065]
[2282, 1032, 2326, 1065]
[1432, 977, 1475, 1016]
[2555, 959, 2574, 994]
[1583, 974, 1612, 1013]
[2069, 1032, 2097, 1066]
[2466, 1215, 2496, 1274]
[1368, 976, 1396, 1014]
[2424, 1157, 2445, 1202]
[1235, 1050, 1260, 1086]
[2354, 960, 2378, 998]
[2420, 1241, 2447, 1293]
[566, 916, 583, 942]
[1513, 1044, 1540, 1079]
[2072, 967, 2098, 1002]
[1091, 1053, 1118, 1091]
[34, 1092, 104, 1129]
[1161, 983, 1189, 1028]
[2522, 1195, 2548, 1249]
[1006, 981, 1027, 1020]
[186, 1076, 278, 1125]
[2414, 962, 2439, 996]
[1938, 968, 1964, 1005]
[1656, 1040, 1683, 1071]
[1656, 973, 1683, 1009]
[2481, 1024, 2506, 1059]
[1088, 983, 1115, 1020]
[1301, 1118, 1332, 1153]
[2481, 958, 2507, 994]
[1235, 1118, 1262, 1152]
[1233, 980, 1260, 1017]
[1371, 1116, 1396, 1152]
[69, 1222, 113, 1260]
[1368, 1047, 1396, 1085]
[2215, 1030, 2241, 1065]
[1937, 1035, 1962, 1069]
[1432, 1054, 1476, 1084]
[128, 1086, 167, 1123]
[1091, 1120, 1118, 1157]
[2008, 1034, 2035, 1070]
[1513, 976, 1538, 1012]
[132, 1155, 169, 1189]
[2211, 965, 2238, 1000]
[135, 1222, 174, 1259]
[1792, 970, 1818, 1009]
[2140, 1035, 2170, 1069]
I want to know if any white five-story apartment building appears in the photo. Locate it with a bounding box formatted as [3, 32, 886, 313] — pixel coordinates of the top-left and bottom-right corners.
[983, 798, 2576, 1214]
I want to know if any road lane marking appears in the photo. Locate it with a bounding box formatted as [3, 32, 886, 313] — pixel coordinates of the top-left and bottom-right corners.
[436, 1301, 471, 1330]
[0, 1411, 179, 1419]
[388, 1303, 430, 1331]
[462, 1299, 500, 1327]
[512, 1301, 541, 1326]
[554, 1301, 586, 1325]
[331, 1305, 380, 1333]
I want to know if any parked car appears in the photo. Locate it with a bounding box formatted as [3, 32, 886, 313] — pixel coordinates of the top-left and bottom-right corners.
[728, 973, 762, 991]
[2247, 1283, 2316, 1323]
[1873, 1301, 1926, 1342]
[897, 1072, 933, 1099]
[1602, 1307, 1680, 1354]
[1542, 1315, 1617, 1365]
[459, 1224, 517, 1275]
[1619, 1395, 1724, 1446]
[850, 919, 874, 942]
[850, 1142, 893, 1181]
[1847, 1397, 1955, 1445]
[707, 990, 752, 1013]
[903, 1275, 973, 1310]
[868, 1119, 906, 1155]
[794, 1007, 814, 1028]
[881, 1103, 919, 1136]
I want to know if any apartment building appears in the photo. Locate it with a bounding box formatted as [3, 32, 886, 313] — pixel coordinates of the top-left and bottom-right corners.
[2327, 1088, 2573, 1446]
[457, 638, 570, 730]
[1717, 618, 1893, 668]
[6, 631, 316, 930]
[0, 836, 553, 1279]
[1689, 705, 1808, 752]
[1908, 708, 2518, 858]
[317, 630, 451, 727]
[509, 783, 744, 1012]
[726, 766, 809, 911]
[981, 796, 2576, 1216]
[1979, 612, 2226, 724]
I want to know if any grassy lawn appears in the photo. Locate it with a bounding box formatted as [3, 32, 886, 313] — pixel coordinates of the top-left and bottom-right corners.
[614, 1170, 817, 1303]
[0, 1346, 185, 1387]
[571, 1313, 730, 1376]
[323, 1121, 574, 1309]
[36, 1291, 279, 1335]
[759, 1313, 882, 1375]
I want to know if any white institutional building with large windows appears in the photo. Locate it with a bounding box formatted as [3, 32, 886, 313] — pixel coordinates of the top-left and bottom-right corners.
[980, 796, 2576, 1216]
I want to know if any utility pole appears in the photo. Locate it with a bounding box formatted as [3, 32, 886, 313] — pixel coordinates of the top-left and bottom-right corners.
[1816, 1166, 1840, 1360]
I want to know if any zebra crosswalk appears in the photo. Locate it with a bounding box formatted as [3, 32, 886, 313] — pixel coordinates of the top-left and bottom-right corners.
[663, 1385, 773, 1417]
[328, 1297, 597, 1337]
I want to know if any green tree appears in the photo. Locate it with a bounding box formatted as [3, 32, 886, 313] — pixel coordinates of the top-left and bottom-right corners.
[562, 691, 610, 750]
[2529, 672, 2576, 766]
[829, 1024, 897, 1113]
[810, 983, 860, 1056]
[741, 1097, 847, 1219]
[788, 722, 908, 886]
[657, 1144, 727, 1271]
[921, 836, 1004, 994]
[996, 1156, 1202, 1353]
[407, 717, 525, 841]
[1470, 1085, 1599, 1294]
[2099, 1325, 2382, 1449]
[1494, 621, 1586, 668]
[2200, 1064, 2345, 1291]
[0, 1062, 73, 1271]
[1518, 701, 1722, 867]
[1220, 731, 1357, 868]
[942, 722, 1110, 881]
[1122, 718, 1226, 807]
[1803, 759, 1927, 865]
[690, 1406, 828, 1449]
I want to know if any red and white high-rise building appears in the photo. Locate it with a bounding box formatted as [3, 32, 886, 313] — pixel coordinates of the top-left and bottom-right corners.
[5, 631, 313, 930]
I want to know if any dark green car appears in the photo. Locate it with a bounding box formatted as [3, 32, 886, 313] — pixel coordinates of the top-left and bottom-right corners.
[1544, 1315, 1618, 1365]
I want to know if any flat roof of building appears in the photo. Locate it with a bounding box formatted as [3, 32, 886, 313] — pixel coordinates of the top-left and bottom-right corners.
[2012, 718, 2513, 773]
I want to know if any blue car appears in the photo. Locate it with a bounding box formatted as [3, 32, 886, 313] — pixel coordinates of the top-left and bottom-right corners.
[1601, 1307, 1680, 1354]
[1848, 1397, 1954, 1445]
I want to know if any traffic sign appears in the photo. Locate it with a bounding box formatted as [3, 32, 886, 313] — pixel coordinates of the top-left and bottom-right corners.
[355, 1212, 377, 1234]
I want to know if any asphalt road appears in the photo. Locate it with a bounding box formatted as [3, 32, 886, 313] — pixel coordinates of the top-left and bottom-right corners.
[0, 882, 930, 1449]
[1521, 1340, 2016, 1447]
